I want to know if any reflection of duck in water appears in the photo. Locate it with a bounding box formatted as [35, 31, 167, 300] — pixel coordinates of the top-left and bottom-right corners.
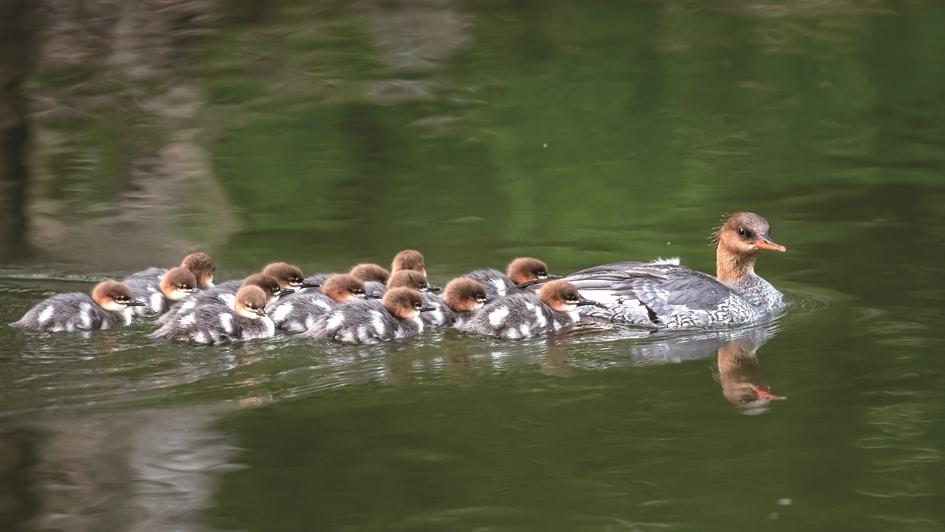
[715, 334, 784, 415]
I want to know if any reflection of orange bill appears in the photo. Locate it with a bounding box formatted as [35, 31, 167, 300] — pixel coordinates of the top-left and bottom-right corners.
[756, 237, 786, 253]
[755, 388, 786, 401]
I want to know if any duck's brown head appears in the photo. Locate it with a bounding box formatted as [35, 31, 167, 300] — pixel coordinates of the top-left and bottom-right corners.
[387, 270, 435, 292]
[241, 273, 284, 301]
[537, 280, 593, 314]
[322, 274, 366, 302]
[159, 267, 197, 302]
[180, 252, 215, 288]
[381, 287, 427, 321]
[712, 212, 786, 282]
[506, 257, 551, 285]
[391, 249, 426, 278]
[441, 277, 488, 313]
[262, 262, 305, 289]
[350, 263, 391, 284]
[92, 280, 145, 313]
[234, 286, 269, 320]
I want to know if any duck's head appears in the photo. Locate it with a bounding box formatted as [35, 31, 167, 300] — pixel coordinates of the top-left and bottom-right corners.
[241, 273, 286, 301]
[537, 280, 596, 314]
[713, 212, 786, 282]
[441, 277, 488, 313]
[387, 270, 436, 293]
[234, 286, 269, 320]
[391, 249, 426, 278]
[350, 263, 391, 284]
[382, 287, 433, 320]
[262, 262, 305, 289]
[180, 252, 216, 288]
[322, 274, 366, 302]
[159, 267, 197, 302]
[507, 257, 556, 285]
[92, 280, 145, 313]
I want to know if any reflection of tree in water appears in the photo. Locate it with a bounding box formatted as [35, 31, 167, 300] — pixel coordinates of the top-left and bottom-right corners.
[18, 0, 237, 269]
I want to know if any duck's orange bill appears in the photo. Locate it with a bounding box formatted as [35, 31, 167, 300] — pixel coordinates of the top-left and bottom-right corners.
[755, 237, 787, 252]
[755, 388, 786, 401]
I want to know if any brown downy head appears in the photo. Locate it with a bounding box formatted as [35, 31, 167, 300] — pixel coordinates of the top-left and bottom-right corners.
[159, 267, 197, 302]
[321, 274, 366, 302]
[381, 287, 426, 320]
[391, 249, 426, 277]
[234, 286, 269, 320]
[241, 273, 283, 301]
[180, 252, 216, 288]
[506, 257, 551, 285]
[386, 270, 433, 292]
[711, 212, 786, 283]
[537, 280, 586, 313]
[261, 262, 305, 289]
[92, 280, 145, 313]
[350, 263, 391, 284]
[441, 277, 488, 313]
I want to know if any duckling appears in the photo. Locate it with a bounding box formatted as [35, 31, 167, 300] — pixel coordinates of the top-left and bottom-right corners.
[457, 280, 595, 339]
[159, 273, 285, 324]
[151, 286, 274, 344]
[269, 274, 367, 333]
[349, 263, 391, 299]
[391, 249, 427, 278]
[466, 257, 557, 299]
[387, 270, 449, 326]
[11, 280, 145, 332]
[440, 277, 488, 328]
[123, 266, 197, 317]
[122, 252, 216, 305]
[304, 287, 435, 344]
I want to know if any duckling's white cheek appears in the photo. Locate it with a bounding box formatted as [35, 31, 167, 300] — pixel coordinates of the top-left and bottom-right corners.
[102, 301, 125, 312]
[474, 302, 484, 311]
[169, 289, 192, 302]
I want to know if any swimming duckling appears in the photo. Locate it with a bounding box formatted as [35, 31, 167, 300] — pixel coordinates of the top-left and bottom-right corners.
[466, 257, 557, 299]
[391, 249, 427, 278]
[11, 280, 145, 332]
[440, 277, 488, 328]
[159, 273, 285, 324]
[387, 270, 449, 326]
[122, 252, 215, 306]
[304, 287, 435, 344]
[269, 274, 367, 333]
[124, 266, 197, 317]
[349, 263, 391, 299]
[151, 286, 274, 344]
[457, 280, 595, 339]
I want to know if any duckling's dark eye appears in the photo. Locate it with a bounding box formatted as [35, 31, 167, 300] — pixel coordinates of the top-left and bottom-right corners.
[414, 303, 422, 310]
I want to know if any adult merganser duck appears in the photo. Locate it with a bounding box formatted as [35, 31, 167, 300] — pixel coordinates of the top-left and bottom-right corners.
[11, 280, 146, 332]
[563, 212, 786, 328]
[151, 285, 274, 344]
[268, 274, 367, 333]
[457, 280, 595, 339]
[123, 266, 197, 317]
[304, 287, 435, 344]
[466, 257, 558, 299]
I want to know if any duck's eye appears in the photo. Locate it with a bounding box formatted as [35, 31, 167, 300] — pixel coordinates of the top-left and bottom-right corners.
[737, 227, 754, 239]
[414, 303, 422, 310]
[211, 267, 217, 272]
[537, 271, 547, 277]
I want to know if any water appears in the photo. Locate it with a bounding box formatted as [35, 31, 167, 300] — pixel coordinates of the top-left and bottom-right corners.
[1, 1, 944, 530]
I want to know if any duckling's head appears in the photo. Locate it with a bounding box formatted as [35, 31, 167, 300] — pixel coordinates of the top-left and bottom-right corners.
[506, 257, 551, 285]
[714, 212, 786, 256]
[92, 280, 145, 313]
[441, 277, 488, 313]
[391, 249, 426, 277]
[180, 252, 216, 288]
[262, 262, 305, 289]
[387, 270, 434, 292]
[159, 267, 197, 302]
[322, 274, 366, 302]
[350, 263, 391, 284]
[537, 280, 592, 314]
[382, 287, 426, 321]
[241, 273, 284, 301]
[234, 286, 269, 320]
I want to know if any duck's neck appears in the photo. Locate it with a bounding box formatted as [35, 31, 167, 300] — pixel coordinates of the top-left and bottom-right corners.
[716, 245, 757, 283]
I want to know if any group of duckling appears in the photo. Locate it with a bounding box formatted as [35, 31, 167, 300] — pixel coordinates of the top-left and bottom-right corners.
[11, 213, 789, 345]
